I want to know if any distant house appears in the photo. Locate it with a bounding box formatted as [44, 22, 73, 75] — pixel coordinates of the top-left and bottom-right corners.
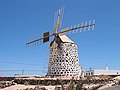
[85, 66, 120, 76]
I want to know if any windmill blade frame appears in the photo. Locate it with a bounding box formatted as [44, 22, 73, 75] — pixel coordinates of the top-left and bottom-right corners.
[26, 19, 95, 45]
[57, 20, 95, 35]
[26, 32, 54, 45]
[53, 7, 64, 33]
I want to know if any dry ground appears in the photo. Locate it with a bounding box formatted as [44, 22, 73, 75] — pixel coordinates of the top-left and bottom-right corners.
[0, 85, 55, 90]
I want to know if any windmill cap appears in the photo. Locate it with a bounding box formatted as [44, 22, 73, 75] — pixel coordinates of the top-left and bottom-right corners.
[59, 34, 74, 43]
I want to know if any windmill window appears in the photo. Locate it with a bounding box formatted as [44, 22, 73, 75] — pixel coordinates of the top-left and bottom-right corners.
[61, 72, 63, 74]
[66, 53, 68, 56]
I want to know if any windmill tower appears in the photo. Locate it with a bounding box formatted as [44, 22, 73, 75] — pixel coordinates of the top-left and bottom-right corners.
[26, 7, 95, 77]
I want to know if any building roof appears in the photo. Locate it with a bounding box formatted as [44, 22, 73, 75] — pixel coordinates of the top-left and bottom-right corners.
[59, 34, 74, 43]
[86, 70, 120, 76]
[50, 34, 75, 48]
[93, 70, 120, 75]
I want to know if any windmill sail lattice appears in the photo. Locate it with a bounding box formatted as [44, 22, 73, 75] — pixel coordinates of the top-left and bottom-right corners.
[53, 7, 64, 33]
[26, 7, 95, 77]
[26, 20, 95, 45]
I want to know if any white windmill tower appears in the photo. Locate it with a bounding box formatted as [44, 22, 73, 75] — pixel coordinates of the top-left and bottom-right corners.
[26, 7, 95, 77]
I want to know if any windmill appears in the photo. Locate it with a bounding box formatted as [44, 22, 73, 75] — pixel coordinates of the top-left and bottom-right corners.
[26, 7, 95, 77]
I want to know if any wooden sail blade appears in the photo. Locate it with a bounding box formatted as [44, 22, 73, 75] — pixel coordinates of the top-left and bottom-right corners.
[26, 32, 53, 45]
[53, 7, 64, 33]
[43, 32, 49, 43]
[58, 20, 95, 35]
[26, 38, 43, 45]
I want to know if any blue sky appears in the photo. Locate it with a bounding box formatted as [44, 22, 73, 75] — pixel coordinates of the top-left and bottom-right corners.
[0, 0, 120, 76]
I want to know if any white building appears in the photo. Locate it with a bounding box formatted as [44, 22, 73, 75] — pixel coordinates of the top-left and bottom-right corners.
[85, 70, 120, 76]
[85, 66, 120, 76]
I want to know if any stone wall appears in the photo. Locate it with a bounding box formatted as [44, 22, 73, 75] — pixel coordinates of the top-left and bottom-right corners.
[48, 42, 81, 76]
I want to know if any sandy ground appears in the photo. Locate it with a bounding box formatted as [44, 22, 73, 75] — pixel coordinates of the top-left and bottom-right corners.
[98, 85, 120, 90]
[0, 85, 55, 90]
[83, 84, 100, 89]
[1, 83, 118, 90]
[98, 83, 115, 90]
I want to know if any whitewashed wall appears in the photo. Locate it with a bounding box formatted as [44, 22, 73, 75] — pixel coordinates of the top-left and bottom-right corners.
[48, 41, 81, 76]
